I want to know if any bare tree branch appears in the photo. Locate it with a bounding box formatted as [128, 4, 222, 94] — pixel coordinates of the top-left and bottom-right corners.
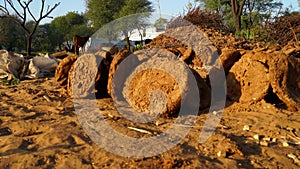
[38, 1, 60, 22]
[6, 0, 24, 20]
[0, 0, 9, 15]
[25, 0, 37, 22]
[0, 5, 9, 15]
[39, 0, 45, 19]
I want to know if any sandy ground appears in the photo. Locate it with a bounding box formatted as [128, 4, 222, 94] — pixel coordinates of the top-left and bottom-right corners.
[0, 77, 300, 169]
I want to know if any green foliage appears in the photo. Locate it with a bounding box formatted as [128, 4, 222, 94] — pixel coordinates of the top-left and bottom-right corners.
[116, 0, 153, 18]
[115, 0, 153, 49]
[0, 17, 25, 51]
[154, 17, 168, 30]
[49, 12, 93, 50]
[86, 0, 153, 30]
[196, 0, 224, 12]
[1, 78, 20, 85]
[86, 0, 153, 50]
[31, 24, 53, 52]
[86, 0, 125, 29]
[133, 43, 144, 51]
[198, 0, 289, 37]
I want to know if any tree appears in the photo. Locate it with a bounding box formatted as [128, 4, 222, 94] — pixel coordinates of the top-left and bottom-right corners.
[0, 0, 60, 55]
[86, 0, 153, 50]
[241, 0, 283, 39]
[50, 12, 93, 51]
[86, 0, 125, 29]
[197, 0, 284, 35]
[114, 0, 153, 49]
[196, 0, 223, 13]
[0, 16, 25, 51]
[230, 0, 246, 33]
[197, 0, 246, 33]
[195, 0, 235, 31]
[49, 16, 67, 50]
[31, 23, 54, 52]
[154, 17, 168, 31]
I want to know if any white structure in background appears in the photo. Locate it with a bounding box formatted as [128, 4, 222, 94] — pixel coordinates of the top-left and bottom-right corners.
[129, 26, 165, 43]
[84, 25, 167, 52]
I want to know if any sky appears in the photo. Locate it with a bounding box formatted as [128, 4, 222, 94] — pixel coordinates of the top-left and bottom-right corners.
[4, 0, 300, 24]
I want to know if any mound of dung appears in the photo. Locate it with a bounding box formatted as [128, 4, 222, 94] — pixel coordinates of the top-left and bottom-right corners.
[215, 47, 242, 74]
[145, 34, 196, 64]
[125, 68, 182, 117]
[226, 48, 300, 111]
[119, 50, 200, 117]
[167, 8, 260, 51]
[282, 41, 300, 58]
[145, 34, 186, 49]
[68, 54, 109, 98]
[269, 52, 300, 111]
[107, 49, 132, 97]
[227, 55, 270, 103]
[55, 53, 78, 89]
[182, 7, 227, 32]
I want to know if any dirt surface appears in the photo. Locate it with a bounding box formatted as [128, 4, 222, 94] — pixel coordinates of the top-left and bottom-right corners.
[0, 77, 300, 169]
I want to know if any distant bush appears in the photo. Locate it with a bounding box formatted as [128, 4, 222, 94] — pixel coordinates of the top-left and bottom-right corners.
[167, 7, 229, 34]
[262, 12, 300, 46]
[132, 44, 144, 52]
[17, 51, 55, 56]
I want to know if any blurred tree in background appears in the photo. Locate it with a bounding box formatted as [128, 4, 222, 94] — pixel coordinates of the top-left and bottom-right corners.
[86, 0, 125, 29]
[196, 0, 288, 38]
[0, 16, 25, 51]
[50, 12, 93, 51]
[114, 0, 153, 49]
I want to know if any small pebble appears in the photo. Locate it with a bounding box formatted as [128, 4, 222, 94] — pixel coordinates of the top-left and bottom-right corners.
[217, 151, 222, 157]
[155, 120, 165, 126]
[253, 134, 260, 140]
[217, 150, 227, 158]
[243, 125, 250, 131]
[262, 137, 271, 141]
[282, 141, 289, 147]
[212, 111, 218, 115]
[287, 153, 300, 166]
[260, 141, 269, 147]
[43, 95, 51, 102]
[287, 153, 297, 159]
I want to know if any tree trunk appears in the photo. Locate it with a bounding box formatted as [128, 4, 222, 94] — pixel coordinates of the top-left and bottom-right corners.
[231, 0, 246, 34]
[123, 31, 130, 51]
[234, 15, 242, 34]
[26, 34, 32, 56]
[125, 36, 130, 51]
